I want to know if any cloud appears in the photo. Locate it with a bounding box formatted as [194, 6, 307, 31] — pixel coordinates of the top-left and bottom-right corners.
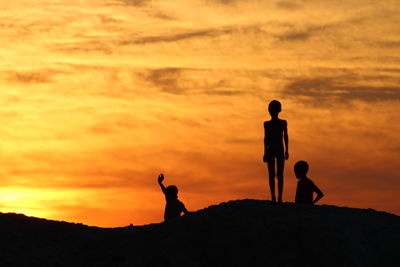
[52, 26, 236, 55]
[207, 0, 302, 7]
[276, 1, 302, 10]
[89, 119, 137, 135]
[282, 76, 400, 102]
[278, 31, 311, 42]
[202, 89, 245, 96]
[278, 23, 340, 42]
[116, 0, 176, 20]
[205, 0, 237, 5]
[120, 27, 234, 45]
[150, 11, 176, 21]
[5, 71, 54, 84]
[276, 17, 367, 42]
[225, 138, 258, 144]
[275, 25, 328, 42]
[373, 41, 400, 48]
[51, 22, 263, 55]
[120, 0, 150, 7]
[146, 68, 185, 94]
[144, 68, 250, 96]
[50, 40, 114, 54]
[376, 68, 400, 73]
[155, 114, 204, 127]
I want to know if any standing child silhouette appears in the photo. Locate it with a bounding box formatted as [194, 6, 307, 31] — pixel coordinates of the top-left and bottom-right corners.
[263, 100, 289, 203]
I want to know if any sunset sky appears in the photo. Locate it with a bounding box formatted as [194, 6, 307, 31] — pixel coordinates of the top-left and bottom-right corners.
[0, 0, 399, 227]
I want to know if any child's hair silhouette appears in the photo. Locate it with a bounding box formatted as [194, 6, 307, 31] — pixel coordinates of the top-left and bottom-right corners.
[158, 173, 188, 221]
[263, 100, 289, 203]
[268, 100, 281, 116]
[294, 160, 308, 177]
[294, 160, 324, 204]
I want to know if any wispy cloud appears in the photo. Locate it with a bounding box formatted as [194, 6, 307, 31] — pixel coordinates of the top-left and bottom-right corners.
[8, 72, 51, 84]
[202, 89, 245, 96]
[121, 0, 150, 7]
[146, 68, 185, 94]
[50, 40, 115, 54]
[225, 138, 258, 144]
[144, 67, 250, 95]
[275, 17, 367, 42]
[3, 69, 65, 84]
[373, 41, 400, 48]
[283, 76, 400, 102]
[119, 27, 235, 45]
[49, 25, 238, 55]
[276, 1, 302, 10]
[206, 0, 237, 5]
[207, 0, 302, 8]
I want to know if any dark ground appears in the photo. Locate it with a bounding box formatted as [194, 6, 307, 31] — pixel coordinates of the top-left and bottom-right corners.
[1, 199, 399, 267]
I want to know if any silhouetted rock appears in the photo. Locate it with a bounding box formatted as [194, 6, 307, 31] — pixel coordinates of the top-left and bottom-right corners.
[0, 199, 399, 267]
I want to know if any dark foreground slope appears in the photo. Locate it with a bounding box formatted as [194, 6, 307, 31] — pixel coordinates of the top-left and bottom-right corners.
[1, 199, 399, 267]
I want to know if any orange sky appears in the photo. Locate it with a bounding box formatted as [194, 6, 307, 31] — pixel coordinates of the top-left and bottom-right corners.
[0, 0, 399, 227]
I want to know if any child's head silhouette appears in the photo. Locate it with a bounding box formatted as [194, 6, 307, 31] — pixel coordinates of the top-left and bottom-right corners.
[268, 100, 281, 117]
[166, 185, 178, 199]
[294, 160, 309, 179]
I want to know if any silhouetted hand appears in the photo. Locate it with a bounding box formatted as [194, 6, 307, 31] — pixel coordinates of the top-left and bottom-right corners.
[285, 151, 289, 160]
[158, 173, 164, 183]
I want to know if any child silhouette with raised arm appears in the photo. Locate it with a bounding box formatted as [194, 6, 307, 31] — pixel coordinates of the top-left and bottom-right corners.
[294, 161, 324, 204]
[263, 100, 289, 203]
[158, 173, 188, 221]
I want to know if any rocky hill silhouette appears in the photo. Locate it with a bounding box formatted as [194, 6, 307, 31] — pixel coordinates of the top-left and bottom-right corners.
[1, 199, 399, 267]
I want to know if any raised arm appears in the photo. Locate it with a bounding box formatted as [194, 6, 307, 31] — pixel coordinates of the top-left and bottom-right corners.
[283, 120, 289, 160]
[313, 184, 324, 204]
[158, 173, 167, 195]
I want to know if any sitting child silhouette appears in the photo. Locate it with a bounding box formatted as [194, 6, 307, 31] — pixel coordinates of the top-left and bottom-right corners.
[158, 173, 188, 221]
[294, 161, 324, 204]
[263, 100, 289, 203]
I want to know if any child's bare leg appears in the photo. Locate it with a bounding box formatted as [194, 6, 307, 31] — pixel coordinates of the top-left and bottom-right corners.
[267, 158, 276, 202]
[277, 156, 284, 203]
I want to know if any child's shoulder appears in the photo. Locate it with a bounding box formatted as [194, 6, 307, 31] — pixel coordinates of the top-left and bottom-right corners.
[300, 177, 315, 185]
[264, 119, 287, 127]
[278, 119, 287, 127]
[177, 199, 185, 207]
